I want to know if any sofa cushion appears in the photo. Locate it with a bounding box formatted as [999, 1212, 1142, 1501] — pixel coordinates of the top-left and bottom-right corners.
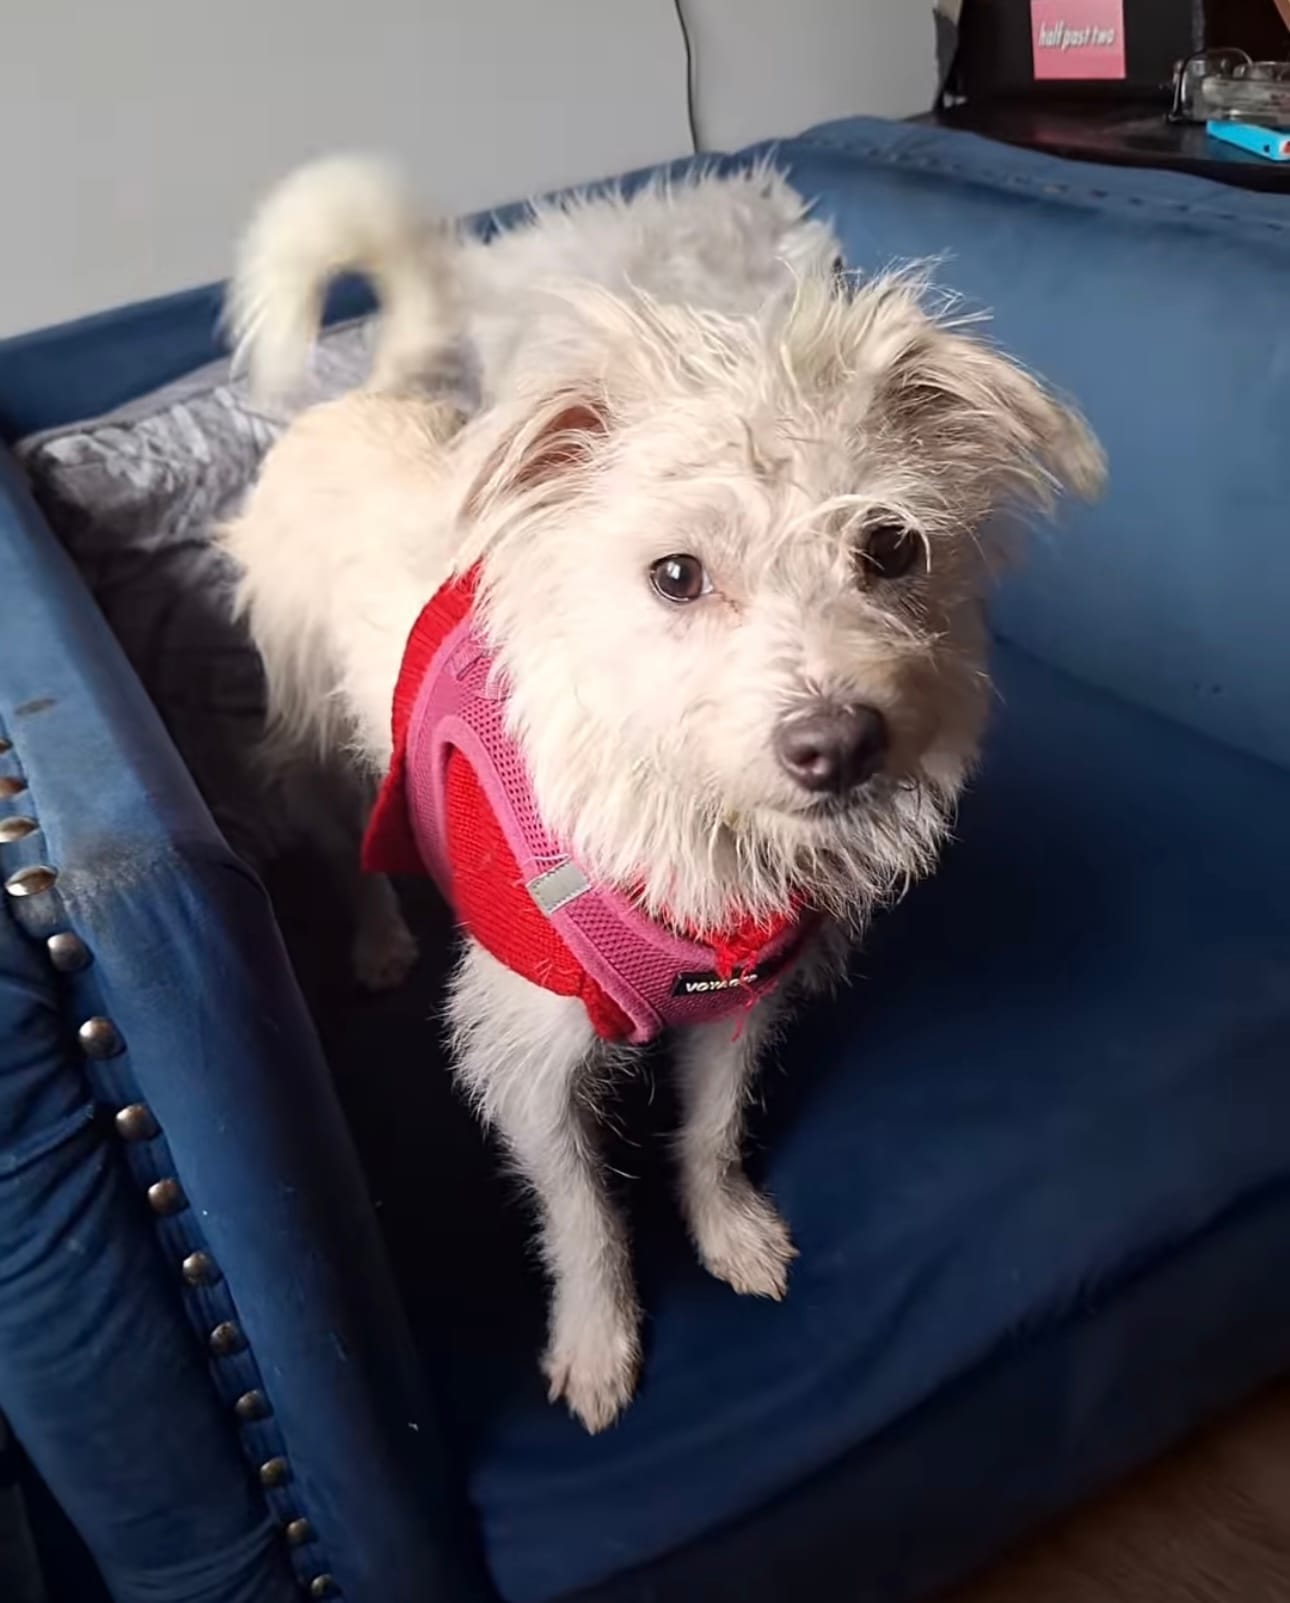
[349, 641, 1290, 1603]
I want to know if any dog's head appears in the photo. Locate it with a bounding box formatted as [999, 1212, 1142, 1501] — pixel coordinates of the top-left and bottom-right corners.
[449, 271, 1103, 931]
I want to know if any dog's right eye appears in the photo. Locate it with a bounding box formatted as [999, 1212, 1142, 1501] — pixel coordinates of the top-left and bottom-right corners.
[858, 520, 922, 583]
[650, 554, 711, 604]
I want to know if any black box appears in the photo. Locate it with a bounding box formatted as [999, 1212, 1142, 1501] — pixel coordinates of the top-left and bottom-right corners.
[949, 0, 1288, 102]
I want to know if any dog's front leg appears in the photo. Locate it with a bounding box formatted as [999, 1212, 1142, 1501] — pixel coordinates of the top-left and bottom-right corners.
[274, 757, 419, 990]
[447, 940, 641, 1432]
[673, 1004, 797, 1300]
[350, 871, 420, 991]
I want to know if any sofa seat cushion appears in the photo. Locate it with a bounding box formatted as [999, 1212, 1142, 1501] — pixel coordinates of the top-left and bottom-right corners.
[357, 641, 1290, 1603]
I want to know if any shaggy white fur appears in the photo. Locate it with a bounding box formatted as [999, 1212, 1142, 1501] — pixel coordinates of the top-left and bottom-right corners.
[223, 156, 1104, 1432]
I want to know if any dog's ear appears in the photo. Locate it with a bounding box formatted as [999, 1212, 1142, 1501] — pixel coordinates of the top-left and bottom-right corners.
[823, 273, 1105, 519]
[462, 391, 610, 522]
[882, 323, 1105, 514]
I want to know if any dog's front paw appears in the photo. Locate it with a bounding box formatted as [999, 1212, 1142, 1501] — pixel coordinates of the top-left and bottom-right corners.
[351, 911, 419, 991]
[692, 1181, 797, 1301]
[543, 1304, 641, 1434]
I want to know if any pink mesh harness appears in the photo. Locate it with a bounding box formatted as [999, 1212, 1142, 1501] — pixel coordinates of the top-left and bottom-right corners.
[363, 577, 810, 1045]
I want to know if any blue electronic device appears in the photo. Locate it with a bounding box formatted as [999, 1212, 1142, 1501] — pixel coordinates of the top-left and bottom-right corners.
[1206, 118, 1290, 161]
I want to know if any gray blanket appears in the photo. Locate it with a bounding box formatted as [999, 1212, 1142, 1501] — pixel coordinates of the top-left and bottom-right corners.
[17, 322, 385, 864]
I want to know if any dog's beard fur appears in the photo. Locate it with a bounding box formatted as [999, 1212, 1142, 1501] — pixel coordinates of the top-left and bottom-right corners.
[444, 271, 1103, 934]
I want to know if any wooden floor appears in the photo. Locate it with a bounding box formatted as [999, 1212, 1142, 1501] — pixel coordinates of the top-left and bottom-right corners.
[946, 1384, 1290, 1603]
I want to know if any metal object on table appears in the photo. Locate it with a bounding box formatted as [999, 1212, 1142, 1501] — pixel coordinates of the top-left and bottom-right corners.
[1172, 50, 1290, 125]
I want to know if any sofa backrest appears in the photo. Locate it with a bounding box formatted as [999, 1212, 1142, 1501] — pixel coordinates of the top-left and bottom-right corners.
[779, 117, 1290, 773]
[4, 118, 1286, 771]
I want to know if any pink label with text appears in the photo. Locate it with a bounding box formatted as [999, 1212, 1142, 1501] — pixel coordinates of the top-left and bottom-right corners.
[1031, 0, 1126, 81]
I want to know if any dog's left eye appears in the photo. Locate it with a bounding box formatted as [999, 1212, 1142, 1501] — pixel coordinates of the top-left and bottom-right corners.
[858, 521, 922, 583]
[650, 554, 711, 604]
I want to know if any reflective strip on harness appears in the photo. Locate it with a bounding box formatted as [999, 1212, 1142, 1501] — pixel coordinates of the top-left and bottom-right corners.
[527, 860, 592, 916]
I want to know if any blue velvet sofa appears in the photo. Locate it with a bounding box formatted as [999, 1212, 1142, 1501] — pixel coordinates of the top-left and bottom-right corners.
[3, 115, 1290, 1603]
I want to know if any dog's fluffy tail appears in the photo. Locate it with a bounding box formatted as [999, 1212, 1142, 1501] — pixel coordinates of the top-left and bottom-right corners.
[227, 155, 459, 401]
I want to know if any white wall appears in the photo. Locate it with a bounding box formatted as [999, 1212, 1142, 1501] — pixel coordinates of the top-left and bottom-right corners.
[691, 0, 937, 152]
[0, 1, 934, 337]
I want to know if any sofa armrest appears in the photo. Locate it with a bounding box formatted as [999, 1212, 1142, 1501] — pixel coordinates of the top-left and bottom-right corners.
[0, 448, 492, 1603]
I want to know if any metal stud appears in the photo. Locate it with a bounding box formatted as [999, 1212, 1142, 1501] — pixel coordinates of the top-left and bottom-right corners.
[308, 1576, 336, 1599]
[209, 1321, 246, 1358]
[258, 1456, 290, 1489]
[284, 1518, 315, 1548]
[5, 863, 55, 897]
[0, 815, 37, 844]
[182, 1250, 220, 1287]
[47, 932, 91, 975]
[77, 1017, 122, 1059]
[113, 1103, 157, 1143]
[0, 775, 26, 800]
[234, 1389, 270, 1423]
[47, 931, 91, 972]
[146, 1177, 187, 1216]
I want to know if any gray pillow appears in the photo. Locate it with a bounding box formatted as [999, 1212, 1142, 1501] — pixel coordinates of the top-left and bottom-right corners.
[16, 321, 382, 865]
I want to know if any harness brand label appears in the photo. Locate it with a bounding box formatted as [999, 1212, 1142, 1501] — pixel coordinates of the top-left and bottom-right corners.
[672, 968, 759, 997]
[1031, 0, 1125, 80]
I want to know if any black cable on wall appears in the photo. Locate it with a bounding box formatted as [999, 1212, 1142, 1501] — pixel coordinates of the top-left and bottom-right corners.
[672, 0, 701, 152]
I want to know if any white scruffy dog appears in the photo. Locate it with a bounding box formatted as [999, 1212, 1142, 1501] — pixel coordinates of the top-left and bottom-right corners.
[224, 156, 1103, 1432]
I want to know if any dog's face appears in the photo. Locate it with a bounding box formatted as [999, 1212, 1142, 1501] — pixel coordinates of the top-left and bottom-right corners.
[454, 274, 1103, 930]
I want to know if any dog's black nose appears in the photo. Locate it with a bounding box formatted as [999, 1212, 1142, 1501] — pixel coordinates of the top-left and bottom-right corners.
[774, 703, 888, 795]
